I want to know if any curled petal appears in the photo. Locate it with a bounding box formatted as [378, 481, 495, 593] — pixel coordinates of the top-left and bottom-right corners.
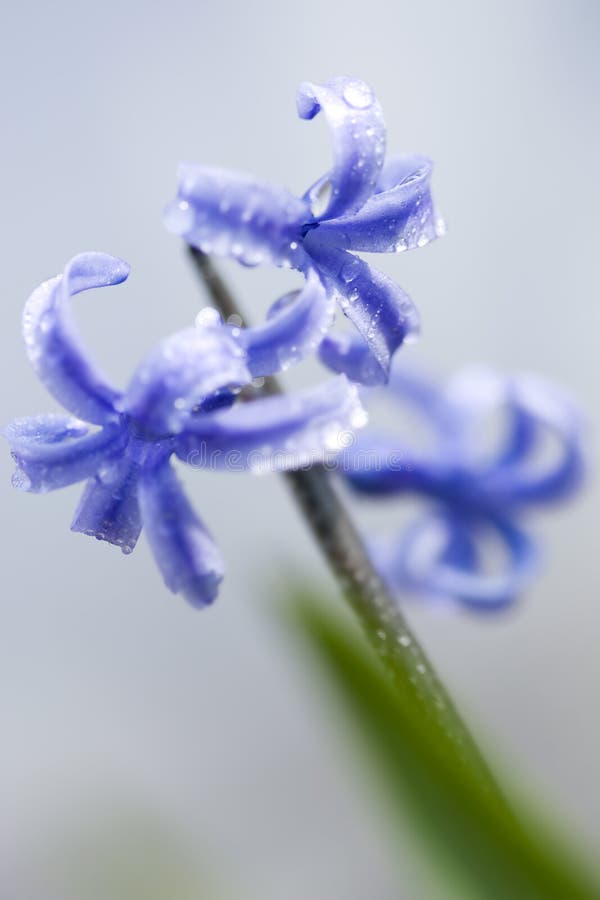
[23, 252, 129, 424]
[175, 375, 367, 472]
[138, 461, 224, 608]
[313, 155, 445, 253]
[121, 327, 251, 438]
[308, 244, 419, 384]
[4, 414, 127, 492]
[318, 332, 380, 387]
[342, 430, 434, 496]
[71, 457, 142, 554]
[234, 269, 335, 376]
[371, 511, 538, 611]
[446, 368, 586, 505]
[164, 165, 309, 268]
[298, 77, 386, 220]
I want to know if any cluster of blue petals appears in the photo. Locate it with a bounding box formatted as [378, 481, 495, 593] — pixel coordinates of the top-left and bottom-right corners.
[164, 76, 444, 386]
[4, 252, 366, 607]
[341, 365, 584, 610]
[5, 76, 584, 612]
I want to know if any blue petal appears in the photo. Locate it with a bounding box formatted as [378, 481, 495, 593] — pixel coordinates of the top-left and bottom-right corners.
[71, 457, 142, 554]
[175, 375, 367, 472]
[233, 268, 335, 376]
[492, 375, 584, 505]
[138, 461, 224, 608]
[164, 164, 309, 269]
[4, 414, 128, 492]
[308, 245, 419, 384]
[446, 369, 586, 505]
[371, 511, 538, 611]
[340, 365, 477, 494]
[342, 430, 434, 495]
[313, 155, 445, 253]
[23, 253, 129, 424]
[121, 326, 252, 438]
[297, 77, 386, 221]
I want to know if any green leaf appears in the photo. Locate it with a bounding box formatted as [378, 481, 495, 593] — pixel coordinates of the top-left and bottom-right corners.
[286, 588, 600, 900]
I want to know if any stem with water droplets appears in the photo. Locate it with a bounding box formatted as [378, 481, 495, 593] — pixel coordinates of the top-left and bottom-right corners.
[188, 246, 501, 794]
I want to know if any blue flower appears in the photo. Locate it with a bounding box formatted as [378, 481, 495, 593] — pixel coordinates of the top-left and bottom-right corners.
[5, 252, 367, 608]
[164, 76, 444, 386]
[341, 365, 584, 610]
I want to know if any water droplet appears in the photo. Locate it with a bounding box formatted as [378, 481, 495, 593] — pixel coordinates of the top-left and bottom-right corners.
[343, 82, 374, 109]
[195, 307, 222, 329]
[97, 461, 119, 484]
[341, 256, 361, 283]
[398, 634, 412, 647]
[163, 199, 194, 236]
[39, 312, 53, 333]
[227, 313, 243, 326]
[310, 180, 332, 219]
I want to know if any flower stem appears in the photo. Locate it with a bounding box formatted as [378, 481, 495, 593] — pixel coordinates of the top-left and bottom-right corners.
[188, 246, 500, 792]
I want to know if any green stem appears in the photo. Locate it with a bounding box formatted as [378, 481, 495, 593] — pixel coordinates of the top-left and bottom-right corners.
[188, 246, 501, 794]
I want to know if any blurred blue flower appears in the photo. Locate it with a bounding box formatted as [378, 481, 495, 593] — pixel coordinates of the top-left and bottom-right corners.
[341, 365, 585, 610]
[5, 253, 366, 607]
[164, 76, 444, 386]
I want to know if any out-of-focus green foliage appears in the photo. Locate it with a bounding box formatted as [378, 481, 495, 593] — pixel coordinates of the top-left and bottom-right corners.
[30, 808, 219, 900]
[286, 587, 600, 900]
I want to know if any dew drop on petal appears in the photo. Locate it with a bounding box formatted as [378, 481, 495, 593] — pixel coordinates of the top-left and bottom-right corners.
[341, 256, 361, 284]
[343, 82, 374, 110]
[195, 307, 222, 329]
[310, 180, 333, 219]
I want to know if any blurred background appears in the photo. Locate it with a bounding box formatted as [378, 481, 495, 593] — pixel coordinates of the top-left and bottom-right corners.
[1, 1, 598, 897]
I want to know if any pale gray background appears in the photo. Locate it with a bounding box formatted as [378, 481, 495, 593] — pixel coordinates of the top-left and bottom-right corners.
[0, 1, 598, 897]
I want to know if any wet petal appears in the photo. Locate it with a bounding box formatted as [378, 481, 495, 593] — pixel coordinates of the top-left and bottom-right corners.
[313, 155, 445, 252]
[23, 252, 129, 424]
[308, 245, 419, 384]
[71, 457, 142, 554]
[234, 268, 335, 376]
[4, 414, 127, 492]
[138, 461, 224, 608]
[371, 512, 537, 611]
[175, 375, 367, 472]
[121, 326, 252, 438]
[297, 76, 386, 220]
[164, 164, 309, 268]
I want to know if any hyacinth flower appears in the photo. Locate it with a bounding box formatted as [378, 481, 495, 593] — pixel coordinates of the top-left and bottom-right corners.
[341, 365, 584, 610]
[4, 253, 366, 608]
[164, 75, 444, 386]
